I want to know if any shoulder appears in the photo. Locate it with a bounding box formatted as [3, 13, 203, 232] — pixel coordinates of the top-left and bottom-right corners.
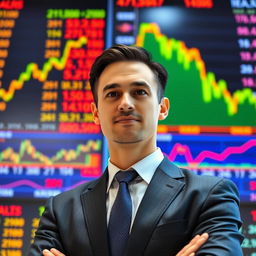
[181, 168, 223, 186]
[159, 157, 240, 202]
[180, 168, 240, 202]
[181, 168, 237, 188]
[159, 157, 239, 196]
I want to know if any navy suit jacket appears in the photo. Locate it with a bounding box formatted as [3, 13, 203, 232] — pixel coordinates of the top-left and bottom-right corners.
[28, 157, 244, 256]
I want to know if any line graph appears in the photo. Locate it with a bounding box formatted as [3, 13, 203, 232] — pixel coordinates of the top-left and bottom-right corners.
[0, 138, 101, 165]
[157, 134, 256, 168]
[0, 132, 103, 197]
[0, 36, 87, 103]
[166, 139, 256, 167]
[0, 180, 47, 190]
[136, 23, 256, 127]
[0, 179, 89, 191]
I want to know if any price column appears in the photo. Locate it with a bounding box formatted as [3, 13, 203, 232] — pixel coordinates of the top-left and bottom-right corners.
[231, 2, 256, 88]
[241, 203, 256, 255]
[0, 3, 23, 113]
[59, 11, 105, 133]
[0, 205, 24, 256]
[0, 200, 46, 256]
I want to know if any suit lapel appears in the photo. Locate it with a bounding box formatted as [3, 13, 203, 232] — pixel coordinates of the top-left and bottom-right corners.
[80, 170, 110, 256]
[127, 157, 185, 255]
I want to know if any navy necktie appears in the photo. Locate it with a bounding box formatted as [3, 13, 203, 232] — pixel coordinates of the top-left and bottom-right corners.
[108, 170, 138, 256]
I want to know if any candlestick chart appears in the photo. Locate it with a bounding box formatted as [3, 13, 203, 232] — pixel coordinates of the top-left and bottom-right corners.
[0, 132, 103, 198]
[0, 138, 101, 166]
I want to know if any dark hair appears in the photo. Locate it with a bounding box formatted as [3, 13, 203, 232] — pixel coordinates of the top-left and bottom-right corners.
[89, 44, 168, 105]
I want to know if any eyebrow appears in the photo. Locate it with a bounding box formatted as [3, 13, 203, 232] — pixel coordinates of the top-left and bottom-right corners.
[102, 81, 152, 93]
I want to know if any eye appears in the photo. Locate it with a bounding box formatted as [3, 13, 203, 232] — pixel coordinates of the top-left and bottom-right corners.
[106, 91, 119, 98]
[134, 89, 147, 96]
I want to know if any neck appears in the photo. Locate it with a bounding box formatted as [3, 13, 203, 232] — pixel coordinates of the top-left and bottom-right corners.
[108, 140, 157, 170]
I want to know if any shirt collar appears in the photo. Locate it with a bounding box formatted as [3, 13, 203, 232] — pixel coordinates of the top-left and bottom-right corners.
[107, 148, 164, 192]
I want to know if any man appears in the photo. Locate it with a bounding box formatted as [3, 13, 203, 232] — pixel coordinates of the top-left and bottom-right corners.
[29, 45, 243, 256]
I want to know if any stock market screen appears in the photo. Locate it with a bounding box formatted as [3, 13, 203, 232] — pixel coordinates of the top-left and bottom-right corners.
[0, 0, 255, 255]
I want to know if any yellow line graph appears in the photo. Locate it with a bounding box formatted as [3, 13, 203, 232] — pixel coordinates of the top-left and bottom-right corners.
[0, 36, 87, 103]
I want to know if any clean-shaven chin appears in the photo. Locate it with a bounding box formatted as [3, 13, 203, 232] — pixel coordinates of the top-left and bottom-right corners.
[113, 138, 143, 144]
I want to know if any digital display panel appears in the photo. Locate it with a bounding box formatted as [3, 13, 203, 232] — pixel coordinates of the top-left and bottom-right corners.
[113, 0, 256, 133]
[0, 0, 106, 133]
[0, 0, 107, 198]
[157, 133, 256, 202]
[0, 0, 255, 255]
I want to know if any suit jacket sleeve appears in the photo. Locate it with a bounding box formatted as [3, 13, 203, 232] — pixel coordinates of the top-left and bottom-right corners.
[28, 196, 65, 255]
[192, 178, 244, 255]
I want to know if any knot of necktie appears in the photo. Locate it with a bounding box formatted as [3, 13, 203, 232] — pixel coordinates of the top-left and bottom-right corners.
[115, 170, 138, 184]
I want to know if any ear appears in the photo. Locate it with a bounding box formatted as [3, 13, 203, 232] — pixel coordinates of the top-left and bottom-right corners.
[91, 102, 100, 125]
[158, 97, 170, 120]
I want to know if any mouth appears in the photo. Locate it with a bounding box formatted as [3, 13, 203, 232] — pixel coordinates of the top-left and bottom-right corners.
[114, 115, 140, 124]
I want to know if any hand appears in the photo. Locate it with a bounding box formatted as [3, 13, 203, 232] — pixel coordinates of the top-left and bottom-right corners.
[41, 234, 208, 256]
[175, 233, 209, 256]
[42, 248, 65, 256]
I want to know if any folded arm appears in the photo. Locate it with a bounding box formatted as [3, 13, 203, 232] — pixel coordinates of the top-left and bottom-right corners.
[192, 178, 244, 255]
[41, 233, 209, 256]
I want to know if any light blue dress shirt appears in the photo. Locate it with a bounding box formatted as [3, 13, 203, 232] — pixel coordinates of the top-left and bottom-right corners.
[106, 148, 164, 228]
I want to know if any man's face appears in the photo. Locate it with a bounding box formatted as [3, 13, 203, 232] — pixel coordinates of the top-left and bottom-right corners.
[91, 61, 169, 146]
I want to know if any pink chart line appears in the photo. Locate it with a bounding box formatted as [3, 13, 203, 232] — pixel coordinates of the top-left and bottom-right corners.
[0, 180, 45, 189]
[168, 139, 256, 165]
[0, 180, 89, 190]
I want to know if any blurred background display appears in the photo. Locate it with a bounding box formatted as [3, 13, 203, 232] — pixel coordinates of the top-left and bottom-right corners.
[0, 0, 255, 255]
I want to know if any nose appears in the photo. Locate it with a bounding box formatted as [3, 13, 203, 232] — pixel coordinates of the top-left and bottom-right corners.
[117, 93, 134, 112]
